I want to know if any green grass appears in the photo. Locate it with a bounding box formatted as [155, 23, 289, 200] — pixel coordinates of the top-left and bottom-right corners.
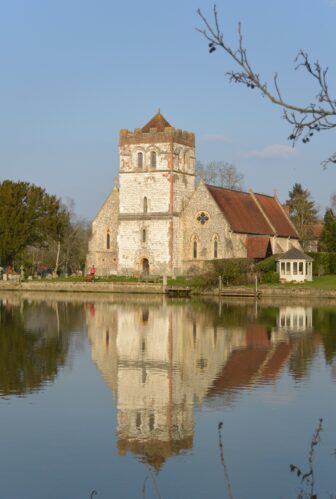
[259, 275, 336, 289]
[299, 275, 336, 289]
[23, 274, 336, 290]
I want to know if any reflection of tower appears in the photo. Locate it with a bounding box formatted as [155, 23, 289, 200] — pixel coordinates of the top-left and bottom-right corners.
[115, 308, 194, 470]
[86, 300, 247, 471]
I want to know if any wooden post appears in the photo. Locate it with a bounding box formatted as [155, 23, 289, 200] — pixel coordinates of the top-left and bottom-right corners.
[254, 274, 258, 298]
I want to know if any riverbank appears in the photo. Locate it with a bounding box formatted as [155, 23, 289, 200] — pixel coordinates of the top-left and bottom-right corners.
[1, 279, 336, 299]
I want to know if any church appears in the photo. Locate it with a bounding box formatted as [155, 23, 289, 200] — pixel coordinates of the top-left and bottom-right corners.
[86, 112, 300, 276]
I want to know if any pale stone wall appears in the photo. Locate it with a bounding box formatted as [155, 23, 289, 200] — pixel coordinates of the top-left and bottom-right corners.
[86, 187, 119, 276]
[118, 137, 195, 276]
[118, 219, 171, 275]
[120, 142, 171, 173]
[181, 183, 247, 274]
[119, 171, 171, 213]
[272, 237, 302, 254]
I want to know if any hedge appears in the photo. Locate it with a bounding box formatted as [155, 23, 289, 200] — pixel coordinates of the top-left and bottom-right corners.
[307, 252, 336, 275]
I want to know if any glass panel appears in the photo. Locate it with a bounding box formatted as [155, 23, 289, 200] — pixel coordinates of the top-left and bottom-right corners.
[286, 262, 291, 275]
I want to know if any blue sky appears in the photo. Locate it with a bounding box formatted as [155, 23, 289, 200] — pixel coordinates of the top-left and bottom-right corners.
[0, 0, 335, 219]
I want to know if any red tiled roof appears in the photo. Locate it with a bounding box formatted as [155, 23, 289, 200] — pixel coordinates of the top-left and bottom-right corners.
[206, 185, 273, 235]
[206, 185, 299, 238]
[310, 223, 324, 239]
[246, 236, 271, 259]
[142, 112, 171, 132]
[254, 193, 299, 238]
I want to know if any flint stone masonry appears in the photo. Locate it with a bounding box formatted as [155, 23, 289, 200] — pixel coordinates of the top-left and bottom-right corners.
[118, 219, 171, 275]
[86, 187, 119, 276]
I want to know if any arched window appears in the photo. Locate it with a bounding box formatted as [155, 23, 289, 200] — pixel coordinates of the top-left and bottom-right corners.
[143, 196, 148, 213]
[142, 229, 146, 243]
[150, 151, 157, 168]
[214, 237, 218, 258]
[193, 238, 197, 259]
[137, 152, 143, 169]
[106, 231, 110, 250]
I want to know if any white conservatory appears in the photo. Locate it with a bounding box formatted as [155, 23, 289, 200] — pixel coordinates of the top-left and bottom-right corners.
[276, 248, 313, 283]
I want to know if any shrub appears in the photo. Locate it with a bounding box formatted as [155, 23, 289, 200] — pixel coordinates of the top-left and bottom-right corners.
[307, 252, 336, 276]
[212, 258, 252, 285]
[255, 255, 277, 273]
[260, 271, 280, 284]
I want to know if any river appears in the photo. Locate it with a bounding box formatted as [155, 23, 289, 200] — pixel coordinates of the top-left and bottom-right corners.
[0, 292, 335, 499]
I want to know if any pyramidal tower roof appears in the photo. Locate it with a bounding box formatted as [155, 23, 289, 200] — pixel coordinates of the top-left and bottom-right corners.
[141, 111, 172, 132]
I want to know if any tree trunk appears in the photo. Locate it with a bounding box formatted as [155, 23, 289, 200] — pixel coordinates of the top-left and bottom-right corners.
[54, 240, 61, 277]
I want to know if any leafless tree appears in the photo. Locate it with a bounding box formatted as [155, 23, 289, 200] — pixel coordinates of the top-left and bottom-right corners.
[197, 160, 244, 190]
[197, 5, 336, 167]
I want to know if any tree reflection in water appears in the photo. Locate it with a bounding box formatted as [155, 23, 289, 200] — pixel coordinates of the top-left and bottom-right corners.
[0, 299, 83, 396]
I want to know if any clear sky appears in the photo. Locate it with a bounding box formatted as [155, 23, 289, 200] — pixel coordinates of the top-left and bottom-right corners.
[1, 0, 335, 220]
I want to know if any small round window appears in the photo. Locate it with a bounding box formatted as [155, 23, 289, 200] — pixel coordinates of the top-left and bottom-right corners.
[197, 212, 210, 225]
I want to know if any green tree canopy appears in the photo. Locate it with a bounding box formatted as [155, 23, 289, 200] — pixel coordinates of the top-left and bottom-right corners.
[320, 208, 336, 252]
[285, 183, 319, 243]
[0, 180, 69, 267]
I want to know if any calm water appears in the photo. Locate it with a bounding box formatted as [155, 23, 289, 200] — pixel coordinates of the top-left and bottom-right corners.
[1, 292, 336, 499]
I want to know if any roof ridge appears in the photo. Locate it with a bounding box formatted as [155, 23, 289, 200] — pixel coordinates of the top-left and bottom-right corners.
[205, 184, 249, 194]
[249, 189, 276, 235]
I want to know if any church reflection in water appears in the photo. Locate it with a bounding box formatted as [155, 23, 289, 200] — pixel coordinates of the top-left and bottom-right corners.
[86, 298, 315, 471]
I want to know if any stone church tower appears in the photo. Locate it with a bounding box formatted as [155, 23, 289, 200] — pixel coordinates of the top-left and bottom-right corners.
[117, 112, 195, 276]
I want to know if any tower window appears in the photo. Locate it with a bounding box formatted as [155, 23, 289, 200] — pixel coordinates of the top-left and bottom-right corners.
[150, 151, 157, 168]
[193, 238, 197, 259]
[142, 229, 146, 243]
[143, 196, 148, 213]
[137, 152, 143, 169]
[106, 231, 110, 250]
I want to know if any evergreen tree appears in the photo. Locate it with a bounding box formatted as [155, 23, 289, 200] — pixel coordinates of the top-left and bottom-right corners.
[0, 180, 69, 267]
[320, 209, 336, 252]
[286, 183, 319, 243]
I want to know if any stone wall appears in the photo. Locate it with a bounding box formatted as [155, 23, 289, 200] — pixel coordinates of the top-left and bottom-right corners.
[86, 187, 119, 276]
[118, 130, 196, 276]
[117, 219, 171, 275]
[181, 183, 247, 274]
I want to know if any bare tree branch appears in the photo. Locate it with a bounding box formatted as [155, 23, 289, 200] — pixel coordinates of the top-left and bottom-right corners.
[197, 5, 336, 166]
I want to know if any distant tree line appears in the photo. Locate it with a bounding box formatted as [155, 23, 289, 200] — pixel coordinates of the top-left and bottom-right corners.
[284, 182, 336, 252]
[0, 180, 90, 275]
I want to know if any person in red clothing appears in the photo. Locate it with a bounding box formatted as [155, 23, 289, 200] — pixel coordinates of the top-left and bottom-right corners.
[89, 265, 96, 277]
